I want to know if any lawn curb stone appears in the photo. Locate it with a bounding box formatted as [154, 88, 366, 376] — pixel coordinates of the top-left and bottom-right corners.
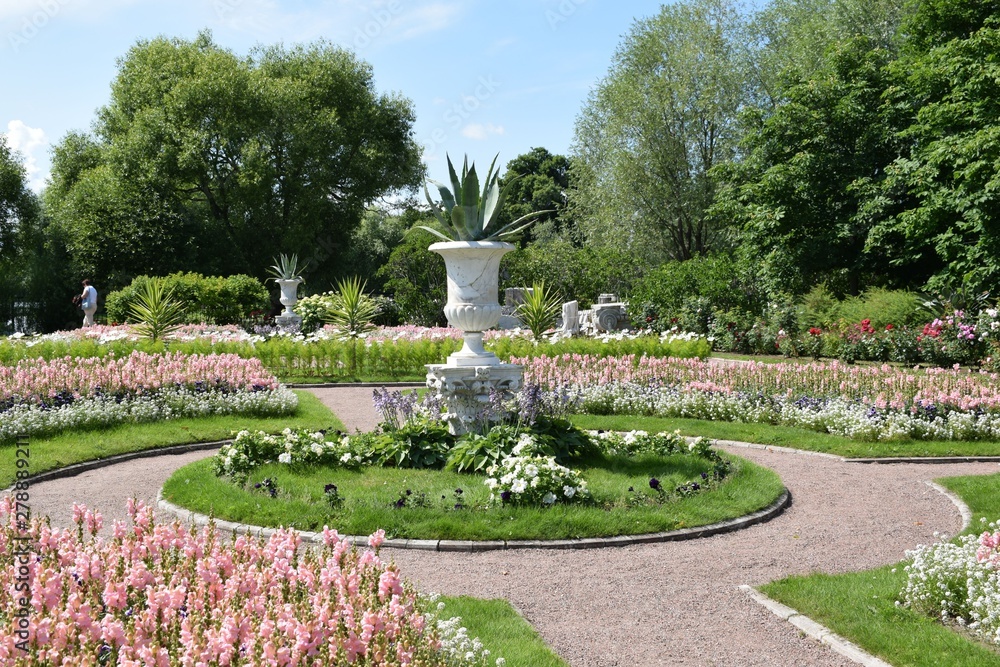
[156, 487, 792, 551]
[740, 585, 894, 667]
[4, 440, 228, 492]
[926, 480, 973, 531]
[714, 439, 845, 460]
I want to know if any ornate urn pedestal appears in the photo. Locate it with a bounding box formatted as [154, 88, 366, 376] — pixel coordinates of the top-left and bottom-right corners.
[274, 278, 303, 330]
[425, 241, 524, 434]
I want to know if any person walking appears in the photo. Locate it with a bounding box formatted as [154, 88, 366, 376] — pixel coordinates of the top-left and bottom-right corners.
[79, 279, 98, 327]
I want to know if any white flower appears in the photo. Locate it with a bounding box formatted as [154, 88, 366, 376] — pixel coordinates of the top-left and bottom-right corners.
[340, 452, 352, 463]
[511, 479, 527, 493]
[542, 492, 556, 505]
[563, 485, 576, 498]
[277, 452, 292, 464]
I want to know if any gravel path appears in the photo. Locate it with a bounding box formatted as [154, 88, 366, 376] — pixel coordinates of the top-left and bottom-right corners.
[23, 387, 1000, 666]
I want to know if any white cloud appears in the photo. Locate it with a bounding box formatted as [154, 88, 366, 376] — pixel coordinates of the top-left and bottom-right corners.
[460, 123, 504, 140]
[4, 120, 48, 192]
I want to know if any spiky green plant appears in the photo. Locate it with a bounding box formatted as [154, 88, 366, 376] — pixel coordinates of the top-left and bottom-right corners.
[516, 282, 563, 341]
[267, 253, 310, 281]
[127, 278, 186, 342]
[417, 154, 549, 242]
[324, 276, 378, 338]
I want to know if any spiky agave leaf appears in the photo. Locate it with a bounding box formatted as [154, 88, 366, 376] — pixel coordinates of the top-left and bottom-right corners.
[421, 152, 549, 241]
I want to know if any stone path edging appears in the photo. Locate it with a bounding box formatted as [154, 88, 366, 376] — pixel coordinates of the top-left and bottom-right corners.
[926, 481, 973, 531]
[711, 438, 844, 460]
[156, 487, 792, 551]
[740, 585, 894, 667]
[5, 441, 227, 493]
[847, 456, 1000, 464]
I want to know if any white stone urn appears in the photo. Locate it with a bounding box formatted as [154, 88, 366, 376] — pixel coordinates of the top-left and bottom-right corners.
[274, 278, 302, 323]
[430, 241, 514, 366]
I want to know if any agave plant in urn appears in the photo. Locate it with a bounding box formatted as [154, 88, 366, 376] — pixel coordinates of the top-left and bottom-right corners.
[267, 253, 310, 328]
[418, 153, 548, 366]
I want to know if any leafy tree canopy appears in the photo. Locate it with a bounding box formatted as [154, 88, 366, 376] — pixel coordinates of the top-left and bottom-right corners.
[47, 31, 423, 289]
[570, 0, 752, 264]
[497, 148, 573, 243]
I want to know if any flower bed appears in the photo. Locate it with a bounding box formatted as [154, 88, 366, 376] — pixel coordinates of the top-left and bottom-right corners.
[0, 327, 710, 380]
[0, 497, 498, 666]
[0, 351, 295, 443]
[189, 392, 752, 540]
[901, 519, 1000, 645]
[519, 355, 1000, 441]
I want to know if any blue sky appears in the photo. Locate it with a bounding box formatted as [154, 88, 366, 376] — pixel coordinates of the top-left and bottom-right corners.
[1, 0, 692, 192]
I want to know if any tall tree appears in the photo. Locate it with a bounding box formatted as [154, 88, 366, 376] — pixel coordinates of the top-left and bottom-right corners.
[497, 148, 573, 243]
[0, 135, 65, 332]
[47, 31, 423, 289]
[712, 37, 901, 296]
[569, 0, 751, 263]
[747, 0, 904, 109]
[864, 0, 1000, 296]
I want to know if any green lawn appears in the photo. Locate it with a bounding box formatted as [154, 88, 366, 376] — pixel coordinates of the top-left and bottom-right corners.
[570, 414, 1000, 458]
[162, 451, 785, 540]
[1, 390, 342, 488]
[438, 596, 568, 667]
[759, 472, 1000, 667]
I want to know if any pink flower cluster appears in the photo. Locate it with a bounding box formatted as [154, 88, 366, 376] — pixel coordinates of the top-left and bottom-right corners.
[1, 497, 449, 665]
[978, 529, 1000, 568]
[515, 354, 1000, 413]
[0, 351, 279, 405]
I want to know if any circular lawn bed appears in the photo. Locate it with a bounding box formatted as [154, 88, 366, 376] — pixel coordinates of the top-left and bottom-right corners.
[163, 450, 784, 541]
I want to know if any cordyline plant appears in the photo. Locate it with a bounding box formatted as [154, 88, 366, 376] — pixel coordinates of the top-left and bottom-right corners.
[418, 153, 550, 242]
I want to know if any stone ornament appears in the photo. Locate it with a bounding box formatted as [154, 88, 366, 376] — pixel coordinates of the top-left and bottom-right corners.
[274, 278, 303, 328]
[429, 241, 514, 366]
[426, 363, 523, 434]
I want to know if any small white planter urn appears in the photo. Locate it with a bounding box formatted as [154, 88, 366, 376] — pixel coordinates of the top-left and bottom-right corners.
[274, 278, 302, 328]
[430, 241, 514, 366]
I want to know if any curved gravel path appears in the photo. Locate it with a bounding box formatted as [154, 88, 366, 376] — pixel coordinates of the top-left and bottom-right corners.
[23, 387, 1000, 666]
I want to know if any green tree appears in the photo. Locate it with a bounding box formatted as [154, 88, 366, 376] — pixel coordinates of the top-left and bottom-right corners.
[569, 0, 751, 263]
[377, 226, 447, 326]
[47, 31, 422, 289]
[497, 148, 573, 243]
[713, 37, 901, 296]
[747, 0, 904, 109]
[863, 2, 1000, 296]
[339, 206, 418, 293]
[0, 136, 60, 332]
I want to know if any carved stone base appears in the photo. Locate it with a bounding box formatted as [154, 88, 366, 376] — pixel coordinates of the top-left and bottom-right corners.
[425, 363, 524, 435]
[274, 313, 302, 330]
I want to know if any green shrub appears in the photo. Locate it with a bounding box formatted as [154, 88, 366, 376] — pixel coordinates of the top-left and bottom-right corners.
[833, 288, 924, 329]
[500, 240, 643, 309]
[106, 272, 269, 325]
[799, 283, 840, 329]
[627, 254, 764, 330]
